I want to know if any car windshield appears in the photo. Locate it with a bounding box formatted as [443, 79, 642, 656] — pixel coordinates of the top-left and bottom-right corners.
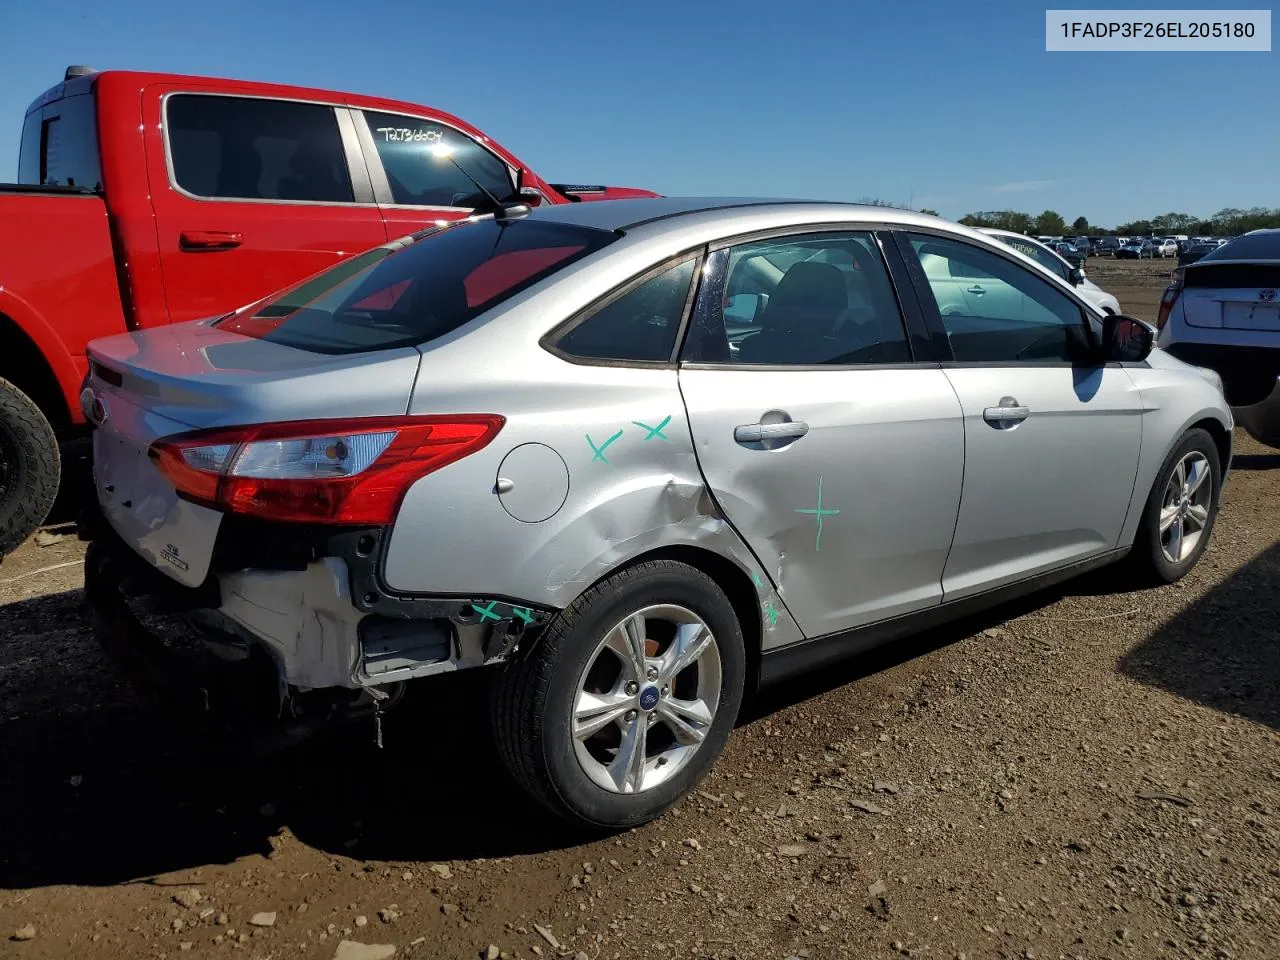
[216, 218, 617, 354]
[1201, 232, 1280, 262]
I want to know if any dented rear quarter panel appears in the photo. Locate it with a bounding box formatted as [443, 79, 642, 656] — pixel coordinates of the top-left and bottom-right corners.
[380, 221, 812, 650]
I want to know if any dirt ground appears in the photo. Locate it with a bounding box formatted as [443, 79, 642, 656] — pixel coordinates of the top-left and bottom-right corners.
[2, 258, 1277, 960]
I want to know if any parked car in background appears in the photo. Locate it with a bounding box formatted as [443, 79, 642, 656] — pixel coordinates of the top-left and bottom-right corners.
[1094, 237, 1122, 257]
[81, 197, 1230, 829]
[0, 67, 659, 558]
[1158, 228, 1280, 448]
[1043, 240, 1084, 266]
[981, 229, 1121, 314]
[1179, 241, 1222, 266]
[1155, 239, 1179, 258]
[1116, 239, 1158, 260]
[1069, 237, 1093, 257]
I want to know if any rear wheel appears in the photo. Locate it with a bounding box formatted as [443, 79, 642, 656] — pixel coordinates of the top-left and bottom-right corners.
[491, 560, 746, 830]
[1129, 428, 1221, 583]
[0, 377, 60, 557]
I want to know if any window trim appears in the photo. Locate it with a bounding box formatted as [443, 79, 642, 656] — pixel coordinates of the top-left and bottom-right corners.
[539, 248, 705, 369]
[892, 227, 1104, 368]
[160, 91, 376, 206]
[678, 226, 921, 371]
[351, 107, 518, 212]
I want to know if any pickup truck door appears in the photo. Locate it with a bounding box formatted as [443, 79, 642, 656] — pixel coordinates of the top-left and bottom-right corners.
[347, 107, 523, 240]
[144, 85, 388, 324]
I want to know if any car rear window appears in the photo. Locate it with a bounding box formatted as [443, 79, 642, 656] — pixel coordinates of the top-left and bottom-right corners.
[216, 218, 616, 354]
[1201, 232, 1280, 262]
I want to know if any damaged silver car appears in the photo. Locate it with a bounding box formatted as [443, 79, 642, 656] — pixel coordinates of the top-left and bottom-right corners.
[83, 198, 1233, 828]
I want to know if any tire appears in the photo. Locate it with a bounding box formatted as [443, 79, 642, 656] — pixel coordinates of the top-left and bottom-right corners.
[491, 559, 746, 830]
[1129, 428, 1221, 583]
[0, 377, 60, 557]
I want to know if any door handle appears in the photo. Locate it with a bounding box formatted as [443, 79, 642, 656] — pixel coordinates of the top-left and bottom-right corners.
[983, 397, 1031, 425]
[180, 230, 243, 251]
[966, 284, 986, 296]
[734, 421, 810, 444]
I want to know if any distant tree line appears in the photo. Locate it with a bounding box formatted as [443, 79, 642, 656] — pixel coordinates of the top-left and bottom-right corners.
[954, 207, 1280, 237]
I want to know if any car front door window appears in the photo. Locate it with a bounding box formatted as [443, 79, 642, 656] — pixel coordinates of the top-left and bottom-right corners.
[363, 111, 513, 208]
[907, 235, 1091, 363]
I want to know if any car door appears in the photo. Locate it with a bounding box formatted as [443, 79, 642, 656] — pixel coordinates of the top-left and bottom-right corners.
[897, 231, 1143, 599]
[350, 108, 519, 241]
[146, 88, 389, 325]
[678, 229, 964, 641]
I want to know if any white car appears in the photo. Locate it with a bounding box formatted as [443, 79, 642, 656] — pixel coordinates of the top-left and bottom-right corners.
[1158, 229, 1280, 447]
[980, 229, 1122, 314]
[1155, 239, 1179, 258]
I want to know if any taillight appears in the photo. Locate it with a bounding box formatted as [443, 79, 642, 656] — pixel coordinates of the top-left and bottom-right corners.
[1156, 267, 1184, 331]
[150, 416, 504, 524]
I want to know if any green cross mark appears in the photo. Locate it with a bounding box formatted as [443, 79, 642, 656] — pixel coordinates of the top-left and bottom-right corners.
[631, 415, 672, 441]
[763, 599, 781, 628]
[751, 571, 764, 588]
[511, 606, 536, 625]
[586, 429, 624, 464]
[472, 600, 503, 623]
[795, 476, 841, 552]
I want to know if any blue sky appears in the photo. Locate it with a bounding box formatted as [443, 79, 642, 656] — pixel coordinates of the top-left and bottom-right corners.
[1, 0, 1273, 225]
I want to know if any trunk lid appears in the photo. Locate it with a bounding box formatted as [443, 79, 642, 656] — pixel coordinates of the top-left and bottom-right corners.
[86, 322, 422, 586]
[1181, 261, 1280, 331]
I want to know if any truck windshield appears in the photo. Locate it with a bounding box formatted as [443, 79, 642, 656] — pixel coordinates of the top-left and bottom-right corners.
[216, 218, 617, 354]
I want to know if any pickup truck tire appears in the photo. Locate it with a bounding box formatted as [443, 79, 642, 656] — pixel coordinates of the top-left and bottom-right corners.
[0, 377, 60, 556]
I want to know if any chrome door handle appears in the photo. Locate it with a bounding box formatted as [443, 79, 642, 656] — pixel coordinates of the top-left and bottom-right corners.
[983, 398, 1031, 424]
[966, 284, 986, 296]
[734, 421, 810, 444]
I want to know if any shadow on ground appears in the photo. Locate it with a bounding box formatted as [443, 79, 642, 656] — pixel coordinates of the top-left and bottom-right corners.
[1118, 542, 1280, 731]
[0, 559, 1155, 890]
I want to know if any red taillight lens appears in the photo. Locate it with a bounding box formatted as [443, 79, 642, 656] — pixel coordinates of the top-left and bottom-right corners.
[150, 416, 504, 524]
[1156, 268, 1184, 331]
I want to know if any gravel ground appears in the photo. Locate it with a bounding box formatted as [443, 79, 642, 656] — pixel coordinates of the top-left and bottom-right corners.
[1, 260, 1276, 960]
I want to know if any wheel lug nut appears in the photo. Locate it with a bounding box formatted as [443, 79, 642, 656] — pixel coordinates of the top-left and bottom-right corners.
[646, 667, 659, 681]
[625, 682, 638, 695]
[625, 710, 637, 723]
[661, 686, 669, 696]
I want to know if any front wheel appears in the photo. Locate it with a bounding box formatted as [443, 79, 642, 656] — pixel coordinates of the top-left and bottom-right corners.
[491, 560, 746, 830]
[1129, 428, 1221, 583]
[0, 377, 60, 557]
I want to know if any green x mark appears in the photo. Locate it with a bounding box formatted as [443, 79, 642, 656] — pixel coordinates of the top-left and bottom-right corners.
[763, 599, 781, 628]
[586, 429, 624, 464]
[511, 606, 536, 625]
[795, 476, 841, 552]
[751, 570, 764, 588]
[472, 600, 502, 623]
[631, 415, 672, 441]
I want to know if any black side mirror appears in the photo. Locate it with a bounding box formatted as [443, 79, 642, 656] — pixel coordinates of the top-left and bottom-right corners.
[1068, 266, 1085, 285]
[1102, 313, 1155, 363]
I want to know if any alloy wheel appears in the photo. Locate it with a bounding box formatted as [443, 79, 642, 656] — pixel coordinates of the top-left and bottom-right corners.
[571, 604, 721, 794]
[1159, 451, 1212, 564]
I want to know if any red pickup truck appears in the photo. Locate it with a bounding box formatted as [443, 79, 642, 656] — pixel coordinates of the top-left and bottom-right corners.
[0, 66, 657, 556]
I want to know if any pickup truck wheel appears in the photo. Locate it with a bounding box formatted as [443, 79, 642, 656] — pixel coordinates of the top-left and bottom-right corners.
[0, 378, 60, 556]
[491, 560, 746, 830]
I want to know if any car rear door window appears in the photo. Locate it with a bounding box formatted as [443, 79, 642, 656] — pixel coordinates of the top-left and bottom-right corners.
[166, 95, 354, 203]
[362, 111, 514, 209]
[682, 232, 912, 365]
[906, 234, 1090, 364]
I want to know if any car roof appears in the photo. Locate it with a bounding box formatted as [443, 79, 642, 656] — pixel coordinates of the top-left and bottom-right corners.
[520, 197, 946, 234]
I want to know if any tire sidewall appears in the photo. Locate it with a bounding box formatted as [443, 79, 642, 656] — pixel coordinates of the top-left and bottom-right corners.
[537, 565, 745, 829]
[1142, 428, 1221, 582]
[0, 380, 60, 556]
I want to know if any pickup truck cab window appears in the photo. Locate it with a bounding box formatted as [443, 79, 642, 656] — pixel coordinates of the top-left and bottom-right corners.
[361, 110, 513, 209]
[166, 95, 354, 203]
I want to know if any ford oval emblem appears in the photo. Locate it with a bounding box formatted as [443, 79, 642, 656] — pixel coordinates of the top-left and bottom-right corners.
[638, 685, 661, 711]
[80, 387, 108, 426]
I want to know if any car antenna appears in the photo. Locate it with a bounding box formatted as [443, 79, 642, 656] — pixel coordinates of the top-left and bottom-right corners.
[431, 144, 529, 222]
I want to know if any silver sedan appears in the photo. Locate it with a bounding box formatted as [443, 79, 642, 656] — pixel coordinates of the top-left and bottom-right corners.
[82, 198, 1233, 828]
